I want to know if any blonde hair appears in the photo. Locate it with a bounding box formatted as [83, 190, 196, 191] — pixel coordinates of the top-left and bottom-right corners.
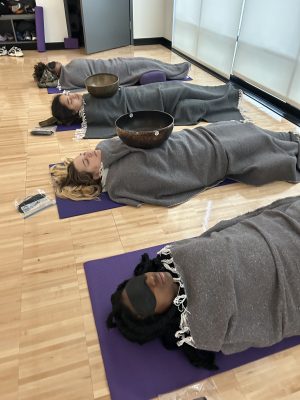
[50, 160, 102, 201]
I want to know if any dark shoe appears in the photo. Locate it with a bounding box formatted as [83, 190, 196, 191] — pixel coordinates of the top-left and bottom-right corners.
[23, 31, 31, 41]
[16, 31, 23, 41]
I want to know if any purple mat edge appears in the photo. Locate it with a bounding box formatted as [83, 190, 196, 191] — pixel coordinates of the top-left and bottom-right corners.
[54, 192, 124, 218]
[84, 245, 300, 400]
[53, 178, 235, 219]
[56, 123, 81, 132]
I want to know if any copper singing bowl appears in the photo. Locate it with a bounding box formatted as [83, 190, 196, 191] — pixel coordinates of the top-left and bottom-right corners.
[115, 110, 174, 149]
[85, 73, 119, 98]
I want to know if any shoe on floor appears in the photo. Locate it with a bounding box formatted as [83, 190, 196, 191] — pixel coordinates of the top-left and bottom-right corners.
[0, 46, 8, 56]
[23, 31, 31, 41]
[8, 46, 24, 57]
[16, 31, 23, 41]
[6, 33, 14, 41]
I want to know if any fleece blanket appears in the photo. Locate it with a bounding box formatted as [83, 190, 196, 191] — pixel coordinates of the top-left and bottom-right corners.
[58, 57, 191, 90]
[84, 240, 300, 400]
[161, 196, 300, 354]
[98, 121, 300, 206]
[81, 81, 243, 138]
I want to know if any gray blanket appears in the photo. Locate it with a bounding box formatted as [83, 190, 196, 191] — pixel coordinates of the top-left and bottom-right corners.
[58, 57, 191, 89]
[98, 121, 300, 206]
[159, 195, 300, 354]
[83, 82, 242, 138]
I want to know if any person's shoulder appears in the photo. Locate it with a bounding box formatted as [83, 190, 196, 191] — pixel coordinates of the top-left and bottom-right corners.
[68, 59, 86, 67]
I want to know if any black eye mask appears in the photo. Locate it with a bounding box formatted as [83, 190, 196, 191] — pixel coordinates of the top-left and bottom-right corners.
[125, 275, 156, 318]
[47, 61, 56, 72]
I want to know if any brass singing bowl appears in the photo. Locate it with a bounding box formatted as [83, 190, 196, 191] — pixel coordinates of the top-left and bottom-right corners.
[85, 73, 119, 98]
[115, 110, 174, 149]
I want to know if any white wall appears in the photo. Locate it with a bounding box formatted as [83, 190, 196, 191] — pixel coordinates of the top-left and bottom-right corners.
[132, 0, 165, 38]
[36, 0, 173, 43]
[35, 0, 68, 43]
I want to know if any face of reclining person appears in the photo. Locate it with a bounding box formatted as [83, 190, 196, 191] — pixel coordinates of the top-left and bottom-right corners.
[47, 61, 62, 77]
[59, 93, 83, 113]
[73, 150, 102, 180]
[122, 271, 178, 317]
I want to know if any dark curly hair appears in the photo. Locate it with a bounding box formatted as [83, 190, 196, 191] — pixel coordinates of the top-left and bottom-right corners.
[107, 253, 218, 370]
[33, 62, 47, 81]
[51, 94, 82, 125]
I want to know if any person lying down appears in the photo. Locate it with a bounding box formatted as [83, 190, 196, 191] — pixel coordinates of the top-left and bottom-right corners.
[50, 82, 243, 138]
[107, 195, 300, 369]
[33, 56, 191, 89]
[50, 120, 300, 207]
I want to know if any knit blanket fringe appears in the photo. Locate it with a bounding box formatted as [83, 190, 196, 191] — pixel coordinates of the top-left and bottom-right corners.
[158, 245, 197, 349]
[238, 90, 253, 123]
[74, 101, 87, 140]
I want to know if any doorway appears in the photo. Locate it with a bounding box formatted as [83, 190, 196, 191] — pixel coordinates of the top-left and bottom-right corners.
[64, 0, 133, 54]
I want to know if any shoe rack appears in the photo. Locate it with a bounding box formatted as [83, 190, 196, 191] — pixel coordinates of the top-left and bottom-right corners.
[0, 14, 37, 50]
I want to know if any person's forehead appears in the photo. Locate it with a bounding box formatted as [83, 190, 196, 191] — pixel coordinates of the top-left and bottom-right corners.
[73, 155, 83, 170]
[60, 95, 67, 104]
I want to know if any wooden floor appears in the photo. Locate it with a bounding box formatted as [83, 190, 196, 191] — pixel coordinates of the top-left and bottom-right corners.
[1, 44, 300, 400]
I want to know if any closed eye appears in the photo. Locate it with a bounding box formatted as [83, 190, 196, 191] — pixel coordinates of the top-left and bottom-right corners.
[82, 158, 89, 167]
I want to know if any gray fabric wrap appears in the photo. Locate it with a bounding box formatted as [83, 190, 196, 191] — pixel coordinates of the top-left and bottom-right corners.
[167, 195, 300, 354]
[58, 57, 191, 89]
[83, 82, 242, 138]
[97, 121, 300, 206]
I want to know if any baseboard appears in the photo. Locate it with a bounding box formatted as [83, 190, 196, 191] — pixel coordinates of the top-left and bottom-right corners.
[9, 42, 37, 50]
[133, 37, 171, 49]
[170, 48, 228, 83]
[45, 42, 66, 50]
[231, 76, 300, 127]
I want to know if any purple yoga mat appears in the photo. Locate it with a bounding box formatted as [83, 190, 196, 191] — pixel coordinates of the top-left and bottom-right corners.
[55, 192, 124, 219]
[52, 173, 235, 219]
[49, 164, 124, 218]
[56, 123, 81, 132]
[47, 87, 62, 94]
[47, 87, 84, 94]
[84, 245, 300, 400]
